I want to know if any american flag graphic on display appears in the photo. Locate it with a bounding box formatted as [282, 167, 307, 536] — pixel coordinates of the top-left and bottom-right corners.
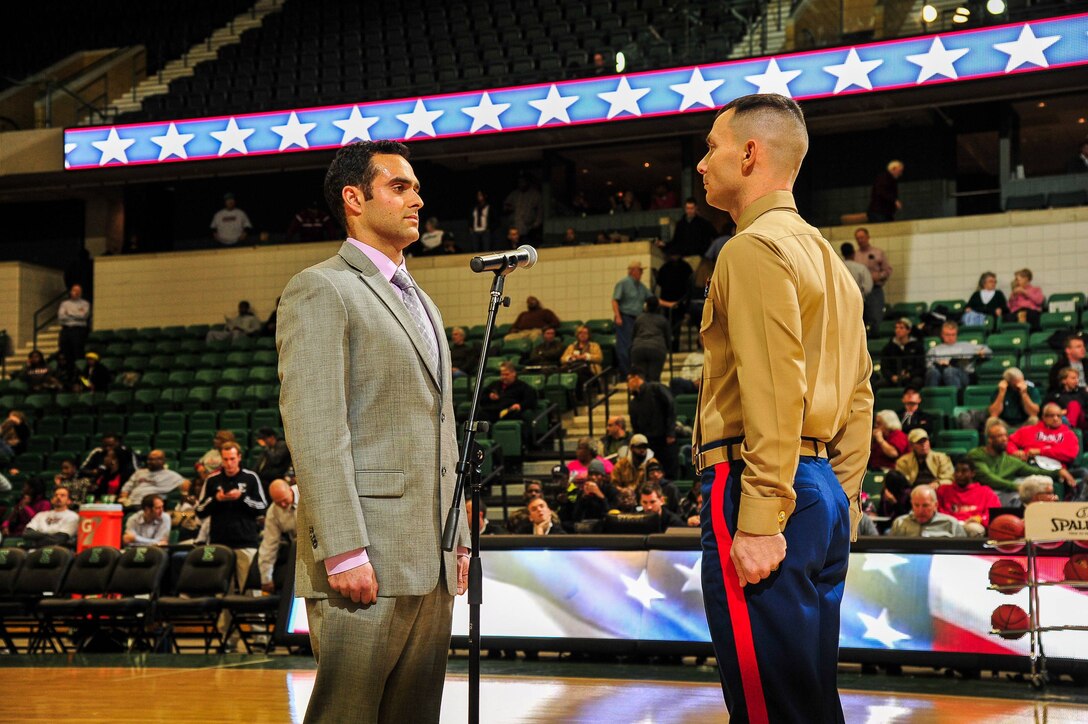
[64, 13, 1088, 170]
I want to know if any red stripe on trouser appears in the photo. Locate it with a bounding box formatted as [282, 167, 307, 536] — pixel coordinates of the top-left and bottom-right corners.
[710, 461, 769, 724]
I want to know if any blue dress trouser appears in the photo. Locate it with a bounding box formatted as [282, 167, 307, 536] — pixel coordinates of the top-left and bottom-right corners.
[700, 456, 850, 724]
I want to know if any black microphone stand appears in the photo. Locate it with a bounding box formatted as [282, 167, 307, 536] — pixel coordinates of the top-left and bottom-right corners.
[442, 259, 516, 724]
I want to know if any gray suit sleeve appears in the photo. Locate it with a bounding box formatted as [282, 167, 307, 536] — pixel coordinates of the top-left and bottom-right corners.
[278, 270, 370, 562]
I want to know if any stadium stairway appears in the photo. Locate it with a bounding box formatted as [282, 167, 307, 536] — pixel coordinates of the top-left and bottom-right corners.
[727, 0, 790, 60]
[89, 0, 285, 123]
[4, 324, 61, 379]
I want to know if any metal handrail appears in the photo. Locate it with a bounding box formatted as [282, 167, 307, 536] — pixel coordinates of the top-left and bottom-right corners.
[583, 367, 618, 440]
[32, 291, 69, 352]
[529, 401, 562, 450]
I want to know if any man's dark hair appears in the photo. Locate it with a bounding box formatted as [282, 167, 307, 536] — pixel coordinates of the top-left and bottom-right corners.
[627, 367, 646, 379]
[684, 196, 697, 205]
[902, 387, 920, 397]
[257, 426, 277, 439]
[840, 242, 855, 259]
[716, 93, 806, 127]
[323, 140, 411, 230]
[644, 296, 660, 313]
[60, 457, 77, 467]
[638, 483, 663, 499]
[141, 494, 163, 511]
[955, 457, 976, 472]
[103, 433, 122, 443]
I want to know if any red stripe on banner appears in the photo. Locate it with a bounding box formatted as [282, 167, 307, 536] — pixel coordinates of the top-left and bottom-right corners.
[710, 461, 769, 724]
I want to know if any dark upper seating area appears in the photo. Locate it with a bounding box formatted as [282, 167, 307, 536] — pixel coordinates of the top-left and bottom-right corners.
[122, 0, 767, 124]
[1, 0, 253, 94]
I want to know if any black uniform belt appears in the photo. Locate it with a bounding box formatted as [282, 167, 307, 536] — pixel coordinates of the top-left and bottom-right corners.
[694, 436, 829, 473]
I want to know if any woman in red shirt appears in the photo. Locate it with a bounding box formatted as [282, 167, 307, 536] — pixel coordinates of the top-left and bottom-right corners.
[869, 409, 910, 470]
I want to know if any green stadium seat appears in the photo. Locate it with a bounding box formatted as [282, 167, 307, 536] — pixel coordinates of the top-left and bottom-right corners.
[254, 337, 276, 350]
[66, 415, 96, 436]
[585, 319, 614, 335]
[26, 437, 55, 454]
[1047, 292, 1085, 313]
[101, 390, 134, 412]
[36, 417, 65, 437]
[105, 342, 132, 357]
[1040, 311, 1077, 330]
[962, 385, 993, 409]
[936, 429, 979, 449]
[182, 386, 215, 412]
[556, 321, 582, 335]
[58, 434, 87, 453]
[861, 471, 885, 498]
[252, 350, 277, 366]
[86, 329, 114, 345]
[206, 339, 231, 352]
[221, 368, 249, 384]
[155, 387, 189, 411]
[1027, 331, 1055, 350]
[49, 392, 80, 413]
[975, 354, 1018, 383]
[47, 451, 77, 469]
[494, 323, 512, 337]
[199, 353, 227, 368]
[185, 324, 211, 338]
[133, 328, 161, 342]
[178, 449, 206, 469]
[220, 410, 250, 431]
[544, 372, 578, 411]
[958, 330, 987, 345]
[167, 371, 195, 387]
[230, 336, 257, 350]
[160, 326, 188, 340]
[920, 387, 957, 417]
[866, 338, 888, 357]
[140, 371, 168, 388]
[131, 389, 159, 413]
[12, 453, 44, 473]
[126, 432, 152, 455]
[174, 354, 200, 370]
[873, 388, 903, 412]
[250, 409, 281, 429]
[154, 340, 182, 356]
[121, 356, 149, 372]
[520, 374, 546, 392]
[502, 338, 532, 358]
[146, 355, 173, 371]
[1025, 351, 1058, 381]
[242, 384, 273, 406]
[179, 340, 203, 354]
[157, 412, 187, 434]
[188, 411, 217, 431]
[985, 332, 1028, 353]
[997, 321, 1030, 336]
[214, 386, 246, 410]
[97, 413, 126, 435]
[128, 413, 158, 435]
[130, 341, 156, 355]
[154, 432, 185, 453]
[69, 392, 105, 414]
[675, 393, 698, 425]
[20, 393, 52, 414]
[193, 369, 222, 386]
[225, 352, 251, 367]
[491, 420, 523, 459]
[891, 301, 927, 317]
[248, 366, 277, 383]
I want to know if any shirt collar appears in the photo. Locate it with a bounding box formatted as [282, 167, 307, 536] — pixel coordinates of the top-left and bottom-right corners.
[346, 237, 406, 283]
[734, 191, 797, 234]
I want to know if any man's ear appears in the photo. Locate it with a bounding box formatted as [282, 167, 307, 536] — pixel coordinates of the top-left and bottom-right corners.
[342, 185, 364, 217]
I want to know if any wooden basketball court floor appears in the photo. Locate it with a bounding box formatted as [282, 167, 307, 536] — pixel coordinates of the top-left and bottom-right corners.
[4, 655, 1087, 723]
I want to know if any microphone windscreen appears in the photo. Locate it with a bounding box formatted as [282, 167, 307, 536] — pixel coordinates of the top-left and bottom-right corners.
[519, 245, 538, 269]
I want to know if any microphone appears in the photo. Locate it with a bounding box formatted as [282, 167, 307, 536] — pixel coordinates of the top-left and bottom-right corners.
[469, 245, 538, 274]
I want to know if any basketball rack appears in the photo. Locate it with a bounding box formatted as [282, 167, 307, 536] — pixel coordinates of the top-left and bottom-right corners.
[985, 502, 1088, 689]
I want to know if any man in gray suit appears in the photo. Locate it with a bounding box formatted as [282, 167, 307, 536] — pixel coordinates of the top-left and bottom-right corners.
[278, 140, 470, 724]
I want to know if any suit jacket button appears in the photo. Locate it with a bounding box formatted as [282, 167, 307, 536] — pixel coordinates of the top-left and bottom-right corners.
[441, 467, 448, 476]
[441, 413, 446, 423]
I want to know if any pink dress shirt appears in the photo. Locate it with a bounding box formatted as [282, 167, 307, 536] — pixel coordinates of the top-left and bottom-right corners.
[325, 239, 465, 576]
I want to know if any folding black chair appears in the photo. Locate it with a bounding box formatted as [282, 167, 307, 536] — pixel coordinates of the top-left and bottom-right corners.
[34, 546, 121, 653]
[0, 548, 28, 652]
[81, 545, 168, 652]
[222, 541, 291, 653]
[0, 546, 72, 652]
[155, 544, 235, 654]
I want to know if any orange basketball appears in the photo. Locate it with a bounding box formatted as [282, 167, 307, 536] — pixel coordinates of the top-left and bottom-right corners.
[988, 559, 1027, 594]
[989, 514, 1025, 541]
[1063, 554, 1088, 583]
[991, 604, 1030, 640]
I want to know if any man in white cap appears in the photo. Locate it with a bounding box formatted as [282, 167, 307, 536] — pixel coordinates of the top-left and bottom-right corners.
[612, 259, 653, 374]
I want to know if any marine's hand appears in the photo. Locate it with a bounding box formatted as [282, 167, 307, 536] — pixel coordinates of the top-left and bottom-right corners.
[328, 562, 378, 604]
[731, 531, 786, 588]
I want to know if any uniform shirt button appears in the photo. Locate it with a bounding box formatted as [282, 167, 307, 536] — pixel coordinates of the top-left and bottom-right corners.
[777, 511, 786, 522]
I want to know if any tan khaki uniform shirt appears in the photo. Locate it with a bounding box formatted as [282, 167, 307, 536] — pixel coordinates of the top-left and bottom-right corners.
[693, 191, 874, 537]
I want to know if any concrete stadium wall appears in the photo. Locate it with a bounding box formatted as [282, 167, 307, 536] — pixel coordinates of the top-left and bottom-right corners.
[0, 262, 66, 348]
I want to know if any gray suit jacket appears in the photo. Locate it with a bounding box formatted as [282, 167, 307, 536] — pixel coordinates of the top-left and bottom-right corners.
[277, 241, 468, 599]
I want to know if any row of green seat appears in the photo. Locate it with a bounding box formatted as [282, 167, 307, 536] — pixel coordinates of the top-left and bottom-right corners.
[87, 336, 276, 357]
[1, 384, 280, 418]
[26, 408, 280, 438]
[447, 318, 615, 341]
[882, 292, 1086, 320]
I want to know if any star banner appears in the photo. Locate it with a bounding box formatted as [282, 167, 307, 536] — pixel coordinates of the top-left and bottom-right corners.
[64, 13, 1088, 170]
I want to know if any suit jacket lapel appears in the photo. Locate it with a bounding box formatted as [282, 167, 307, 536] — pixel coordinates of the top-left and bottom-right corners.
[338, 242, 442, 390]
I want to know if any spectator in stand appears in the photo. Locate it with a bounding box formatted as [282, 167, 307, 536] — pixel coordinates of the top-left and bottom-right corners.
[562, 227, 578, 245]
[610, 190, 642, 213]
[1, 410, 31, 458]
[528, 497, 565, 535]
[888, 485, 967, 538]
[867, 160, 903, 222]
[1, 478, 51, 538]
[840, 242, 874, 303]
[870, 410, 909, 471]
[78, 352, 112, 393]
[968, 419, 1068, 504]
[437, 234, 461, 256]
[210, 192, 253, 246]
[650, 183, 679, 209]
[19, 350, 60, 392]
[80, 433, 138, 484]
[504, 174, 543, 245]
[644, 461, 681, 513]
[22, 486, 80, 548]
[925, 321, 990, 389]
[894, 428, 953, 486]
[558, 459, 616, 525]
[880, 318, 926, 389]
[89, 449, 125, 501]
[507, 481, 562, 534]
[449, 327, 480, 380]
[415, 217, 447, 256]
[898, 387, 936, 437]
[262, 297, 280, 337]
[480, 362, 537, 423]
[259, 479, 298, 591]
[610, 456, 641, 513]
[195, 442, 269, 621]
[504, 226, 522, 251]
[679, 486, 703, 527]
[964, 272, 1008, 324]
[117, 450, 186, 510]
[638, 484, 685, 530]
[655, 252, 693, 352]
[613, 260, 653, 375]
[624, 433, 655, 472]
[528, 327, 565, 368]
[626, 368, 677, 478]
[55, 457, 94, 506]
[1048, 335, 1086, 393]
[504, 296, 560, 343]
[286, 201, 337, 243]
[589, 51, 609, 76]
[469, 191, 492, 251]
[988, 367, 1041, 428]
[463, 499, 498, 537]
[598, 415, 631, 459]
[560, 325, 604, 392]
[1007, 268, 1044, 329]
[667, 198, 717, 257]
[853, 228, 893, 333]
[630, 297, 671, 383]
[1007, 402, 1080, 492]
[196, 430, 235, 481]
[206, 301, 263, 343]
[1066, 138, 1088, 173]
[669, 340, 704, 396]
[57, 284, 91, 366]
[122, 494, 170, 546]
[1018, 475, 1059, 504]
[253, 427, 292, 488]
[567, 437, 614, 478]
[937, 459, 1000, 537]
[1047, 367, 1088, 430]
